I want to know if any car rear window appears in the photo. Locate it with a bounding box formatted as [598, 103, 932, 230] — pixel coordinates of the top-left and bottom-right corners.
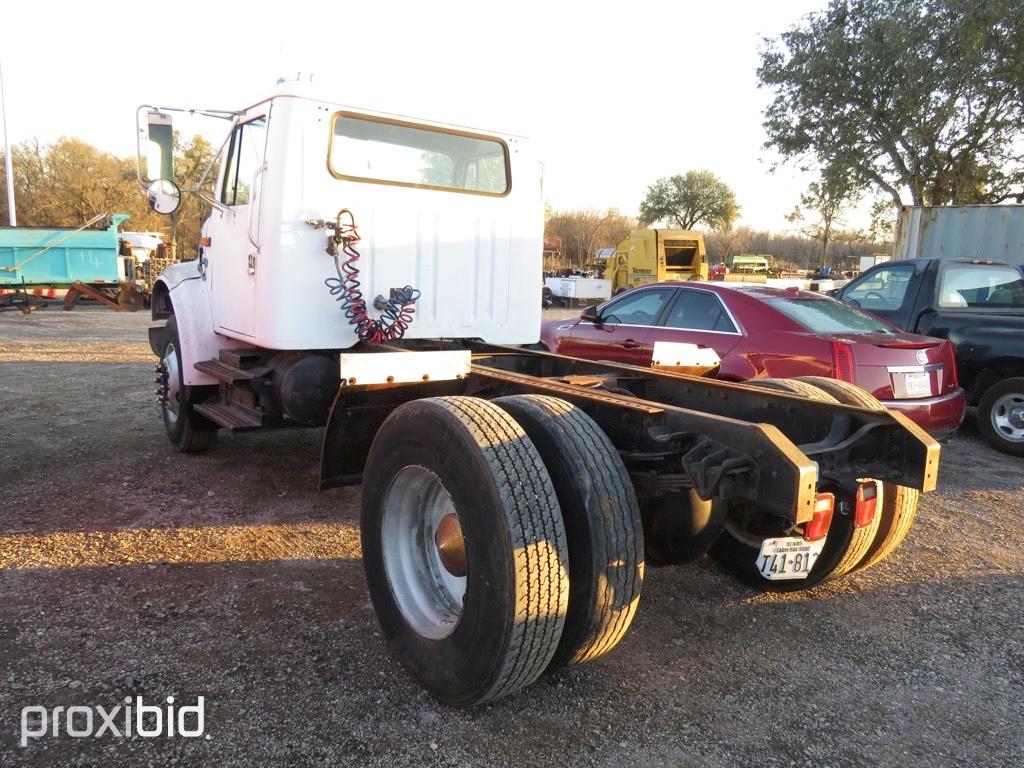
[938, 264, 1024, 308]
[767, 297, 894, 333]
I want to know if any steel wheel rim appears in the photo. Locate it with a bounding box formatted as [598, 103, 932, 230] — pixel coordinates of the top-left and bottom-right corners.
[162, 342, 181, 424]
[381, 465, 466, 640]
[991, 392, 1024, 442]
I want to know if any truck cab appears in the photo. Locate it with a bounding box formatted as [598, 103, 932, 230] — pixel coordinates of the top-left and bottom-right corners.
[148, 81, 543, 367]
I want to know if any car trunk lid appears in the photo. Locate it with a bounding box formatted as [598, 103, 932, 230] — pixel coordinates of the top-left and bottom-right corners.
[820, 332, 956, 400]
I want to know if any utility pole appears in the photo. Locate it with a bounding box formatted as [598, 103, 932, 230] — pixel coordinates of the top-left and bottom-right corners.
[0, 58, 15, 226]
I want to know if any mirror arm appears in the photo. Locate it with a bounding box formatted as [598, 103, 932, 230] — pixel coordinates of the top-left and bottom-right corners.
[194, 188, 229, 214]
[193, 127, 235, 213]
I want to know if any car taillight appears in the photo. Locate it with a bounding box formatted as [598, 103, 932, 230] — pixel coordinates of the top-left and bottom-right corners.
[803, 492, 834, 541]
[831, 341, 855, 382]
[854, 481, 879, 528]
[943, 340, 959, 390]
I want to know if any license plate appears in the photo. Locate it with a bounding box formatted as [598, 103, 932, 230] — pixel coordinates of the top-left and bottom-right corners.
[756, 536, 826, 580]
[903, 371, 932, 397]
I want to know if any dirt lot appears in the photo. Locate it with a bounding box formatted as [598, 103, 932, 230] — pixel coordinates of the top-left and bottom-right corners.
[1, 304, 1022, 768]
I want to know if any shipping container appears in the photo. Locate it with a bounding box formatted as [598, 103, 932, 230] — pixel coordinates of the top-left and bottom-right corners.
[893, 205, 1024, 267]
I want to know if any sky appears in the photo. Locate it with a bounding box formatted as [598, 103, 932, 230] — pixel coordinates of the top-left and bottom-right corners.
[1, 0, 836, 232]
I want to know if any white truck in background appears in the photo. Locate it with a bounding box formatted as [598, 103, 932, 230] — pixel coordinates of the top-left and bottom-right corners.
[894, 204, 1024, 267]
[134, 78, 939, 707]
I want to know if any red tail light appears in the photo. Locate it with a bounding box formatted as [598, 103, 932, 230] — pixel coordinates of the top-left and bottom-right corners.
[854, 481, 879, 528]
[831, 341, 855, 382]
[943, 340, 959, 390]
[803, 492, 835, 541]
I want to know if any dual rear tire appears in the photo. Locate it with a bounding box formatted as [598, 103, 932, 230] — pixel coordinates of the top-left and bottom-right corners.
[708, 377, 918, 591]
[360, 395, 644, 705]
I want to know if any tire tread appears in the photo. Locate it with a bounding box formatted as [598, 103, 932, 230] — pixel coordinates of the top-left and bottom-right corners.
[494, 394, 643, 667]
[431, 397, 569, 702]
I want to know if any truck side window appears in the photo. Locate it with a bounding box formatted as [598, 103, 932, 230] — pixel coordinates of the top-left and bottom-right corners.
[845, 264, 914, 311]
[599, 288, 674, 326]
[221, 117, 267, 206]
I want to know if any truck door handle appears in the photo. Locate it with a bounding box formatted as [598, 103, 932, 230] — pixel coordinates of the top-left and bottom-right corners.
[619, 340, 641, 349]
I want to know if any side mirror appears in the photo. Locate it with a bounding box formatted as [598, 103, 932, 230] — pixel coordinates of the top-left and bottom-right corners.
[826, 288, 840, 297]
[580, 305, 602, 323]
[137, 107, 175, 185]
[146, 179, 181, 215]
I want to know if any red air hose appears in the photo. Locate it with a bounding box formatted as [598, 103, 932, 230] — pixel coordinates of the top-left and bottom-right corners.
[321, 210, 420, 344]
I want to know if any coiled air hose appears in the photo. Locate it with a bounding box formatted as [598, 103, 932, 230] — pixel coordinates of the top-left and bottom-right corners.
[316, 209, 421, 344]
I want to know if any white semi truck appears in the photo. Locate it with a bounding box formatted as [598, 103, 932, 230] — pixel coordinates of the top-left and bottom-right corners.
[138, 80, 940, 705]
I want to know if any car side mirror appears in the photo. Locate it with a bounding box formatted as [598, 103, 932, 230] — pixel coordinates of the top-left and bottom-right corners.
[826, 288, 840, 298]
[580, 305, 602, 323]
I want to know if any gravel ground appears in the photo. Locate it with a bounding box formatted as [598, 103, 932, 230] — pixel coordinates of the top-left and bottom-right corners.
[0, 304, 1022, 767]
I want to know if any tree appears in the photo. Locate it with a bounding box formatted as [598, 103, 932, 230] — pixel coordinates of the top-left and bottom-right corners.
[786, 171, 857, 262]
[759, 0, 1024, 206]
[0, 134, 219, 260]
[866, 197, 898, 245]
[2, 138, 155, 228]
[705, 226, 752, 265]
[544, 208, 636, 268]
[638, 171, 739, 230]
[171, 134, 218, 260]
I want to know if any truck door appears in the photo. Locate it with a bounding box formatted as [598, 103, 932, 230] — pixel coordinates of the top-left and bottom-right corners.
[208, 115, 268, 338]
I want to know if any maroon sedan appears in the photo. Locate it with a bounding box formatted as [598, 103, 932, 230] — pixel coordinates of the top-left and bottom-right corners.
[539, 282, 966, 438]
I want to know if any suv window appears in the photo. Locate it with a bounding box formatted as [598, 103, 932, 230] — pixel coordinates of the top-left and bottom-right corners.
[221, 117, 267, 206]
[663, 289, 737, 332]
[599, 288, 674, 326]
[938, 264, 1024, 308]
[844, 264, 915, 311]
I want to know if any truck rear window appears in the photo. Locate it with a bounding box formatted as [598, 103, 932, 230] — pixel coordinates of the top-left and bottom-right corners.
[938, 265, 1024, 308]
[329, 114, 509, 195]
[767, 297, 894, 333]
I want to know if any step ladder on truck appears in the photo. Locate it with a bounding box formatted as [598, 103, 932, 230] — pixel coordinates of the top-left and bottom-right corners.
[137, 81, 940, 706]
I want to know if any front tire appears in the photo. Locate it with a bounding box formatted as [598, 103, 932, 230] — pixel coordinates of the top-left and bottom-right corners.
[977, 377, 1024, 456]
[360, 396, 570, 705]
[159, 316, 217, 453]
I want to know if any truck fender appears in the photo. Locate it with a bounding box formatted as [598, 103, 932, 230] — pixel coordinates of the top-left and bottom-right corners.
[320, 380, 467, 490]
[149, 269, 248, 387]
